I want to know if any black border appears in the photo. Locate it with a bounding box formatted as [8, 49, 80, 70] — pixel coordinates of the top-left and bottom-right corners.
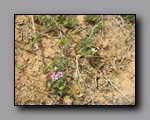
[14, 14, 137, 108]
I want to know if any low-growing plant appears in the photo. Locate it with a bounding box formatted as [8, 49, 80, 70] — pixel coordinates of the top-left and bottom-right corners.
[84, 16, 105, 35]
[39, 56, 68, 74]
[39, 65, 50, 74]
[46, 71, 70, 99]
[53, 57, 68, 71]
[85, 26, 93, 35]
[84, 15, 101, 24]
[56, 15, 78, 29]
[58, 29, 74, 45]
[77, 37, 93, 57]
[95, 21, 106, 32]
[64, 16, 78, 29]
[85, 22, 105, 36]
[122, 15, 135, 23]
[55, 15, 67, 23]
[36, 15, 59, 32]
[77, 36, 98, 58]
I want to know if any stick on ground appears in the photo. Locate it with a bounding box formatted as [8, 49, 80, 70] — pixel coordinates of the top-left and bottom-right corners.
[31, 15, 45, 67]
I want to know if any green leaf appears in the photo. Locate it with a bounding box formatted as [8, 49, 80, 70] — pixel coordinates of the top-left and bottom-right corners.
[65, 96, 70, 99]
[56, 22, 59, 27]
[50, 61, 55, 67]
[50, 94, 57, 98]
[59, 86, 65, 90]
[42, 16, 45, 20]
[58, 29, 73, 45]
[128, 23, 132, 28]
[29, 29, 32, 33]
[33, 36, 39, 43]
[57, 79, 64, 87]
[47, 81, 52, 88]
[77, 54, 83, 58]
[59, 39, 66, 45]
[58, 91, 63, 96]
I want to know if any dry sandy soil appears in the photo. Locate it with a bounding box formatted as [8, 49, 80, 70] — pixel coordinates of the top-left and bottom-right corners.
[15, 15, 135, 105]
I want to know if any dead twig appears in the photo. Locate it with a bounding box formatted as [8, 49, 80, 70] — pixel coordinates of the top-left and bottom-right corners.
[90, 60, 132, 103]
[75, 55, 82, 82]
[88, 16, 101, 39]
[26, 24, 29, 39]
[82, 99, 92, 105]
[117, 15, 124, 25]
[31, 15, 45, 67]
[101, 15, 105, 40]
[95, 76, 98, 88]
[97, 69, 132, 103]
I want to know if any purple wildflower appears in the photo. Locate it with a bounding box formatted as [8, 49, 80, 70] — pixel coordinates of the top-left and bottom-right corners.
[57, 71, 63, 77]
[55, 74, 59, 80]
[50, 73, 56, 81]
[50, 71, 63, 81]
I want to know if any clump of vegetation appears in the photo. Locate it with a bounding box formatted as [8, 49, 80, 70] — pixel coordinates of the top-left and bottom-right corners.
[36, 15, 59, 32]
[52, 57, 68, 71]
[56, 15, 78, 29]
[77, 37, 97, 58]
[44, 56, 70, 100]
[46, 71, 71, 99]
[84, 15, 106, 35]
[122, 15, 135, 23]
[84, 15, 101, 24]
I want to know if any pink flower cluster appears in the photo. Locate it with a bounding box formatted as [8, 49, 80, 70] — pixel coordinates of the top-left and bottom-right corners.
[50, 71, 63, 81]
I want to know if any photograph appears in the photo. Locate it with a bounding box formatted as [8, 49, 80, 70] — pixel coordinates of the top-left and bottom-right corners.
[15, 15, 135, 105]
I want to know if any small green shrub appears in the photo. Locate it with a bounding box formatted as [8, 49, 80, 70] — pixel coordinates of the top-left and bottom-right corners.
[36, 15, 58, 32]
[84, 15, 101, 24]
[56, 15, 78, 29]
[46, 71, 70, 99]
[122, 15, 135, 23]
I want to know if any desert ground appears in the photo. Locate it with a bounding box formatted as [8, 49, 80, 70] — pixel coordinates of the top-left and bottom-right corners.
[15, 15, 135, 105]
